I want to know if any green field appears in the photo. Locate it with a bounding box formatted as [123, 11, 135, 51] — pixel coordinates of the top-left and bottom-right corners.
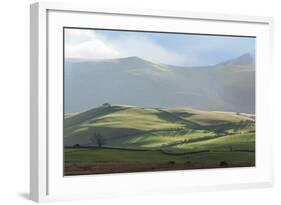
[64, 104, 255, 175]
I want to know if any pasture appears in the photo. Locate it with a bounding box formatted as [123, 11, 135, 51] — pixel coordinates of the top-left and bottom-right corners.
[64, 104, 255, 175]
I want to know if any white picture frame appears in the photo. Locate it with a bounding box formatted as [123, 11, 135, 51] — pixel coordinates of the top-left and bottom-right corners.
[30, 2, 274, 202]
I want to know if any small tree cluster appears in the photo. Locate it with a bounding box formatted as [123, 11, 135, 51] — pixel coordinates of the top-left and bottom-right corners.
[102, 103, 111, 107]
[220, 161, 228, 167]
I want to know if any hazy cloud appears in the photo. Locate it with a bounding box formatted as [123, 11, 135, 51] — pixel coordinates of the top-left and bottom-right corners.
[64, 28, 255, 66]
[65, 29, 188, 66]
[65, 29, 120, 59]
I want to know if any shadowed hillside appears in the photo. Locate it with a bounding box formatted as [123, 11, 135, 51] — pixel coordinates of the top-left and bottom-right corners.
[64, 104, 255, 148]
[64, 54, 255, 114]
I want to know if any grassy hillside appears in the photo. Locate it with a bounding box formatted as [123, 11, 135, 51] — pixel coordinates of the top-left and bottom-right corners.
[64, 104, 254, 148]
[168, 107, 254, 125]
[64, 104, 255, 175]
[64, 105, 192, 146]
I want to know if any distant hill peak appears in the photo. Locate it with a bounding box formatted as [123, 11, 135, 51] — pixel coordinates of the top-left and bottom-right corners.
[120, 56, 145, 61]
[218, 52, 255, 66]
[115, 56, 152, 64]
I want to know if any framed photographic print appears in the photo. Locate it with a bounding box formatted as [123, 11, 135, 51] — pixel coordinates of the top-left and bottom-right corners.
[30, 2, 274, 202]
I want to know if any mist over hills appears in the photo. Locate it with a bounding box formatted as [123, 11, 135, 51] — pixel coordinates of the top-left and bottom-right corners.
[64, 53, 255, 114]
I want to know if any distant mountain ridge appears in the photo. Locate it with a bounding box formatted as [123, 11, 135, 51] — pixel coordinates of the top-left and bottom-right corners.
[218, 52, 255, 65]
[64, 53, 255, 114]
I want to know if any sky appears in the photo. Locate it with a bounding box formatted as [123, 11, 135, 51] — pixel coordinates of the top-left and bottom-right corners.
[64, 28, 255, 67]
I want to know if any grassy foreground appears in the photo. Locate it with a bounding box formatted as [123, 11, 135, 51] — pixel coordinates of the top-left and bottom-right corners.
[64, 147, 254, 175]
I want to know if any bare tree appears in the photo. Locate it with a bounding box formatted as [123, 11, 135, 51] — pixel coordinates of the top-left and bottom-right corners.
[90, 133, 106, 148]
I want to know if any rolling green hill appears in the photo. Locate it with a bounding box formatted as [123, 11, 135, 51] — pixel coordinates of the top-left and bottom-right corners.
[64, 104, 255, 175]
[64, 104, 255, 149]
[64, 104, 185, 147]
